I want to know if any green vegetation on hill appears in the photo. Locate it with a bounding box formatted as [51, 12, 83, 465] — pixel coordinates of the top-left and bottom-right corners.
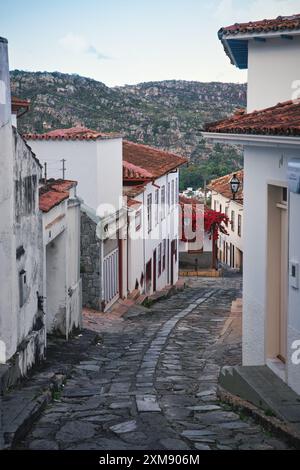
[11, 71, 245, 187]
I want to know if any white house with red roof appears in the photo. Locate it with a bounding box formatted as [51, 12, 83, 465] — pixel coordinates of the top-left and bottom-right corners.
[25, 127, 127, 311]
[39, 179, 81, 337]
[208, 170, 244, 271]
[123, 141, 187, 296]
[204, 14, 300, 394]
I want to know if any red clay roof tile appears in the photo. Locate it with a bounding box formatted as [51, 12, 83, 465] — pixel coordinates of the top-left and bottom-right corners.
[219, 13, 300, 37]
[123, 140, 188, 179]
[39, 179, 77, 213]
[123, 160, 152, 181]
[24, 126, 121, 141]
[204, 100, 300, 137]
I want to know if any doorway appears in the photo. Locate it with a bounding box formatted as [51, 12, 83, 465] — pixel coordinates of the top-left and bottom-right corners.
[266, 185, 288, 376]
[153, 249, 157, 292]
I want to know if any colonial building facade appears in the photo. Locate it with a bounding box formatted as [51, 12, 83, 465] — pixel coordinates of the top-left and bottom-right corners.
[24, 127, 127, 312]
[208, 170, 243, 271]
[204, 13, 300, 394]
[123, 141, 187, 296]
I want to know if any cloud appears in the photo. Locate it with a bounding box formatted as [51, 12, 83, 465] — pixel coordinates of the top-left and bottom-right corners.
[59, 33, 110, 60]
[213, 0, 300, 24]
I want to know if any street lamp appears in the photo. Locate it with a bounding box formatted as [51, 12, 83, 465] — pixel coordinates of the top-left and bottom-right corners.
[230, 174, 240, 200]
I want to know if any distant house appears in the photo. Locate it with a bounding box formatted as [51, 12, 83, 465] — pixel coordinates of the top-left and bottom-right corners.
[208, 170, 243, 271]
[123, 141, 187, 295]
[204, 14, 300, 394]
[24, 127, 127, 311]
[0, 37, 44, 387]
[39, 179, 81, 337]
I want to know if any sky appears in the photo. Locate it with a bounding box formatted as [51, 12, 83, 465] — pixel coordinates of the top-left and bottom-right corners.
[1, 0, 300, 87]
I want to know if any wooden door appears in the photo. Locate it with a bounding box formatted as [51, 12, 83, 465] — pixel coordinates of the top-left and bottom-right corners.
[153, 249, 157, 292]
[279, 206, 288, 362]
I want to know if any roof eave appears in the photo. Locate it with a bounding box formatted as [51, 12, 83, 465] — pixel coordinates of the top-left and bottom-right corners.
[202, 131, 300, 148]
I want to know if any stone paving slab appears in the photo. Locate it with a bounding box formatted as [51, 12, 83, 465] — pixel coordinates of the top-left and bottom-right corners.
[14, 276, 294, 450]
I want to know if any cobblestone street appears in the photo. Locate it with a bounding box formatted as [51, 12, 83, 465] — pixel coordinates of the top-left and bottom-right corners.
[19, 277, 291, 450]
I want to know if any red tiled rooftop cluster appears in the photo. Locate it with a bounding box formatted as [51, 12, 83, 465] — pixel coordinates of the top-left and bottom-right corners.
[204, 100, 300, 137]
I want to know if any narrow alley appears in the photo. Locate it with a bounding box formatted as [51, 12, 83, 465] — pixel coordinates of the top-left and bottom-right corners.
[17, 276, 290, 450]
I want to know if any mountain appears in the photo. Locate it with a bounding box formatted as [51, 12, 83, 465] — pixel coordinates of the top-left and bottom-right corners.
[10, 71, 246, 161]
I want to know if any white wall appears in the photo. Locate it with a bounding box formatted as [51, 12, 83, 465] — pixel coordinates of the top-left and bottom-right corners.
[27, 138, 123, 214]
[28, 140, 98, 209]
[43, 194, 82, 336]
[96, 139, 123, 216]
[211, 192, 243, 267]
[287, 189, 300, 394]
[243, 146, 291, 363]
[247, 36, 300, 112]
[0, 39, 17, 362]
[127, 171, 179, 295]
[14, 132, 44, 351]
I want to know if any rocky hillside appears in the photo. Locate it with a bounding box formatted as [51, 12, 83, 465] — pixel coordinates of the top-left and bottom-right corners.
[11, 71, 246, 162]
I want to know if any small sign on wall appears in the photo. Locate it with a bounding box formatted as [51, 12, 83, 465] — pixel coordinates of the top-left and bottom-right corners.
[288, 159, 300, 194]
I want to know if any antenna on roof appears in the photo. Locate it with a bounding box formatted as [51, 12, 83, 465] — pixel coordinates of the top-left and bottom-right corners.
[61, 158, 66, 180]
[44, 162, 47, 184]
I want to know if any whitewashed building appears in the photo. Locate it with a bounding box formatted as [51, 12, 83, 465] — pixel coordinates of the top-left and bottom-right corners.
[0, 37, 45, 388]
[25, 128, 127, 311]
[39, 179, 81, 337]
[208, 170, 243, 271]
[204, 14, 300, 394]
[123, 141, 187, 295]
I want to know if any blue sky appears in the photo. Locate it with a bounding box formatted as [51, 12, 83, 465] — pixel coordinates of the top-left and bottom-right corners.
[1, 0, 300, 86]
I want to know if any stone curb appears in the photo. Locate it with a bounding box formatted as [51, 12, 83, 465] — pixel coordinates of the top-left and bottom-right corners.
[217, 385, 300, 449]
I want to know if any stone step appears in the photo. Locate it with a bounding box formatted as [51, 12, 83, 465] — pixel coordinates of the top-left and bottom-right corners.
[128, 289, 140, 301]
[219, 365, 300, 426]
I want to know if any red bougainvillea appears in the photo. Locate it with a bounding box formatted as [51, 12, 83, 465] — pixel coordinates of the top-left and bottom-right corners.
[204, 207, 229, 241]
[179, 196, 229, 242]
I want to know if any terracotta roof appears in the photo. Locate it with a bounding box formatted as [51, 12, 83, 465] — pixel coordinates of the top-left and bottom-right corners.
[204, 100, 300, 137]
[218, 13, 300, 69]
[219, 13, 300, 38]
[207, 170, 244, 204]
[39, 179, 77, 213]
[123, 160, 152, 181]
[24, 126, 121, 141]
[123, 140, 188, 179]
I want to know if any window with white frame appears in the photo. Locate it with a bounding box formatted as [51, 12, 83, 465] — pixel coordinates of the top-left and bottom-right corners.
[161, 186, 166, 220]
[155, 189, 159, 225]
[162, 239, 166, 271]
[171, 180, 175, 207]
[147, 194, 152, 233]
[168, 181, 171, 212]
[135, 210, 142, 231]
[231, 210, 235, 232]
[158, 243, 162, 276]
[238, 214, 242, 237]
